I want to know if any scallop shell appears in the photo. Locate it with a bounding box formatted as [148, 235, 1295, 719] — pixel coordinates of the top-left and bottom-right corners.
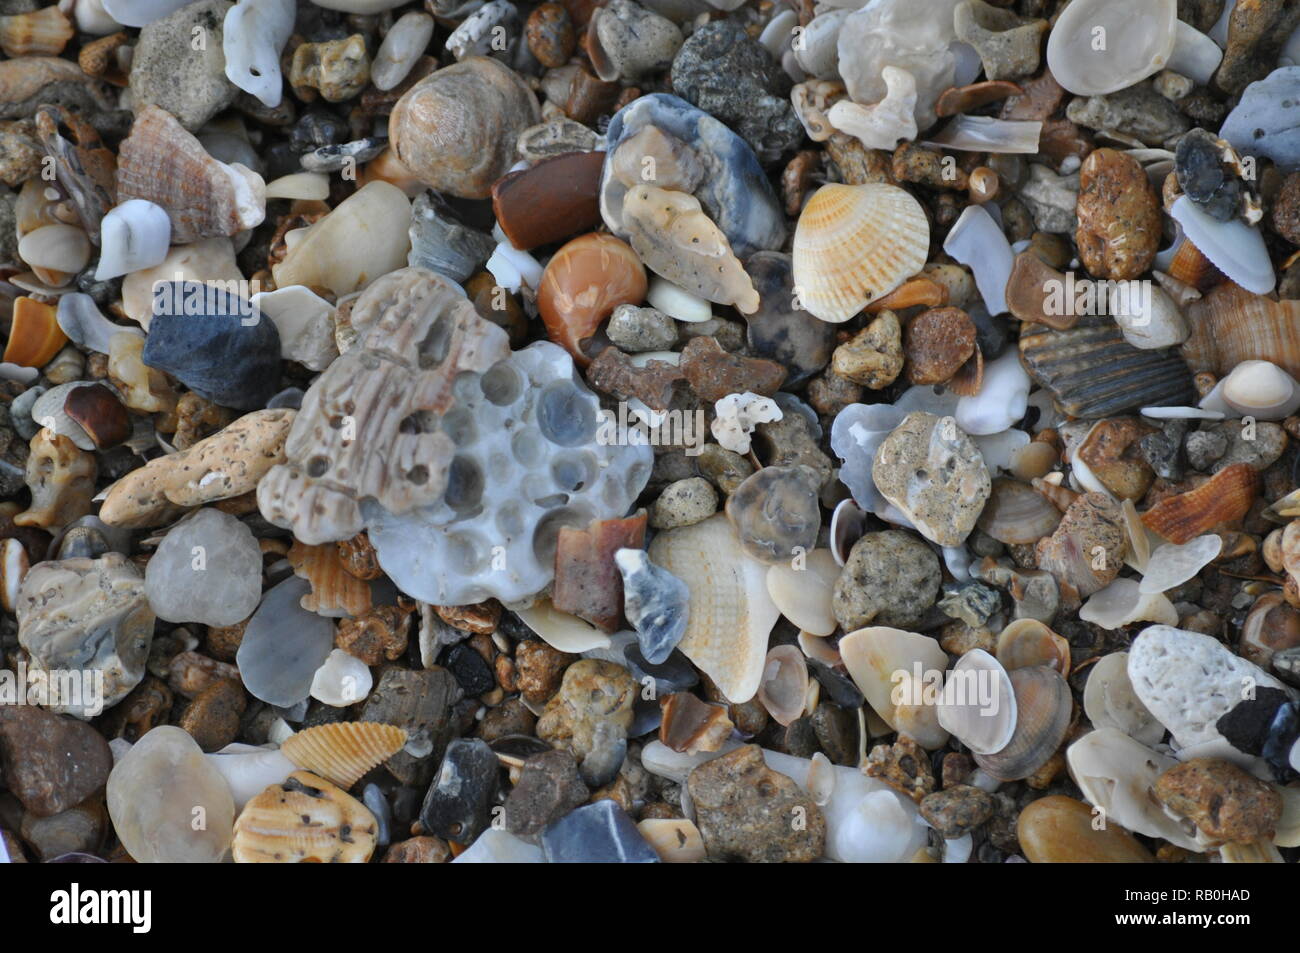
[1140, 463, 1258, 544]
[973, 664, 1072, 782]
[3, 296, 68, 368]
[765, 548, 839, 636]
[287, 539, 372, 619]
[976, 477, 1063, 545]
[1019, 315, 1195, 417]
[647, 513, 780, 704]
[232, 770, 378, 863]
[116, 105, 265, 244]
[280, 722, 408, 790]
[1081, 651, 1164, 745]
[792, 183, 930, 324]
[840, 625, 950, 749]
[0, 7, 72, 56]
[1181, 283, 1300, 380]
[756, 644, 809, 727]
[935, 648, 1016, 756]
[995, 618, 1070, 674]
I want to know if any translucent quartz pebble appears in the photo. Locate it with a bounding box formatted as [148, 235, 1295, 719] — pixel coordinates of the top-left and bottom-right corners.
[236, 576, 335, 707]
[452, 828, 544, 863]
[106, 726, 235, 863]
[144, 508, 262, 626]
[369, 342, 653, 604]
[1139, 535, 1221, 594]
[310, 648, 374, 707]
[206, 743, 296, 811]
[614, 548, 689, 664]
[540, 799, 660, 863]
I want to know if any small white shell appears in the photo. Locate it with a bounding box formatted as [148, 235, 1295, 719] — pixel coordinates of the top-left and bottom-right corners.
[1139, 535, 1221, 594]
[943, 204, 1013, 317]
[222, 0, 295, 108]
[935, 648, 1017, 756]
[515, 597, 612, 653]
[263, 172, 330, 201]
[829, 498, 866, 566]
[309, 649, 374, 707]
[646, 275, 712, 323]
[765, 549, 839, 636]
[1045, 0, 1177, 95]
[372, 11, 435, 91]
[95, 200, 171, 281]
[756, 644, 809, 726]
[1079, 578, 1179, 630]
[18, 224, 90, 280]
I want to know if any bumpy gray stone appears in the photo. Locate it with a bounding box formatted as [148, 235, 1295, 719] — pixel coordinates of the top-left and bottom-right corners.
[1221, 67, 1300, 173]
[833, 530, 941, 631]
[606, 304, 678, 352]
[1066, 82, 1191, 147]
[669, 20, 802, 164]
[128, 0, 239, 131]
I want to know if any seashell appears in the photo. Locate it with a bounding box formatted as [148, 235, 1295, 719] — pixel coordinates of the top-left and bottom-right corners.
[287, 539, 372, 619]
[0, 7, 73, 57]
[1140, 463, 1258, 545]
[95, 199, 170, 281]
[995, 618, 1070, 673]
[976, 477, 1063, 545]
[1081, 651, 1164, 745]
[620, 185, 758, 315]
[271, 182, 412, 298]
[943, 204, 1013, 317]
[280, 722, 407, 790]
[1019, 316, 1195, 418]
[116, 105, 265, 245]
[765, 549, 839, 636]
[936, 648, 1017, 756]
[1164, 236, 1222, 293]
[829, 498, 867, 567]
[445, 0, 519, 61]
[1239, 592, 1300, 670]
[924, 116, 1042, 154]
[756, 645, 809, 727]
[1066, 728, 1207, 851]
[0, 537, 29, 614]
[3, 296, 68, 368]
[1005, 251, 1076, 331]
[232, 770, 378, 863]
[33, 381, 99, 451]
[1045, 0, 1176, 96]
[637, 817, 706, 862]
[1140, 535, 1221, 594]
[17, 225, 89, 285]
[600, 94, 785, 259]
[0, 56, 114, 121]
[63, 383, 130, 450]
[840, 625, 950, 749]
[537, 232, 647, 364]
[1220, 840, 1284, 863]
[389, 57, 541, 200]
[515, 597, 611, 653]
[33, 105, 116, 243]
[1182, 283, 1300, 381]
[222, 0, 294, 108]
[974, 664, 1072, 782]
[1171, 195, 1273, 295]
[1079, 578, 1179, 630]
[792, 184, 929, 324]
[647, 514, 780, 704]
[827, 66, 918, 151]
[1202, 360, 1300, 421]
[78, 31, 132, 86]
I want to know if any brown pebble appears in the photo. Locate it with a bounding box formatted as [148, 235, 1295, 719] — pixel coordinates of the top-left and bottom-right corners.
[178, 678, 246, 753]
[525, 3, 576, 68]
[1076, 148, 1161, 281]
[941, 751, 974, 789]
[936, 79, 1021, 117]
[166, 650, 240, 700]
[204, 620, 247, 663]
[903, 307, 976, 385]
[491, 150, 605, 251]
[434, 601, 501, 636]
[336, 532, 383, 580]
[660, 692, 734, 754]
[1155, 757, 1283, 844]
[552, 513, 647, 632]
[335, 604, 412, 665]
[1076, 416, 1157, 501]
[893, 141, 967, 190]
[563, 64, 621, 125]
[920, 784, 995, 838]
[782, 149, 820, 217]
[383, 835, 451, 862]
[679, 336, 786, 403]
[831, 309, 903, 389]
[865, 737, 936, 803]
[515, 639, 575, 705]
[1018, 795, 1154, 862]
[1005, 250, 1077, 330]
[1274, 172, 1300, 245]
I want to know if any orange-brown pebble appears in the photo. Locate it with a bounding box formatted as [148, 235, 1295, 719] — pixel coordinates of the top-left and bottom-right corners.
[1017, 795, 1154, 862]
[537, 232, 647, 364]
[903, 307, 976, 385]
[3, 297, 67, 368]
[525, 3, 576, 68]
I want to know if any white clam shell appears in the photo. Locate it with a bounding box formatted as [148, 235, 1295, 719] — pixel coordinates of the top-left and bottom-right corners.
[18, 224, 90, 279]
[765, 549, 839, 636]
[935, 648, 1016, 756]
[1081, 651, 1165, 746]
[756, 644, 809, 726]
[515, 597, 612, 653]
[1079, 578, 1179, 630]
[1139, 534, 1221, 594]
[840, 626, 949, 749]
[1046, 0, 1177, 95]
[309, 649, 374, 707]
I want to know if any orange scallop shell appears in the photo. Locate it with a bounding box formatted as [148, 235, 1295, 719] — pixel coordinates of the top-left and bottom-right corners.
[281, 722, 409, 790]
[1140, 463, 1259, 545]
[287, 539, 373, 618]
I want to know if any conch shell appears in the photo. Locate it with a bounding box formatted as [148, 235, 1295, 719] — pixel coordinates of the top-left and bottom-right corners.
[792, 183, 929, 323]
[116, 105, 265, 244]
[1181, 282, 1300, 380]
[620, 184, 759, 314]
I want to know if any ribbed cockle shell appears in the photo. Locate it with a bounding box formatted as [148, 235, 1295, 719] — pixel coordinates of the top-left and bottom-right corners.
[280, 722, 408, 790]
[792, 183, 929, 323]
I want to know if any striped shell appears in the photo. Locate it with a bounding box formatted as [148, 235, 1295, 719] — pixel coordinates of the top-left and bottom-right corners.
[792, 183, 929, 324]
[1140, 463, 1258, 544]
[1181, 283, 1300, 380]
[1019, 315, 1194, 417]
[287, 539, 373, 618]
[281, 721, 408, 789]
[232, 771, 378, 863]
[974, 665, 1073, 782]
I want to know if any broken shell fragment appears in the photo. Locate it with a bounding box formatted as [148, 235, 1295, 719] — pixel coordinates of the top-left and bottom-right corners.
[995, 618, 1070, 674]
[95, 199, 171, 281]
[3, 296, 67, 368]
[792, 183, 930, 324]
[1139, 535, 1222, 594]
[827, 66, 918, 151]
[280, 722, 408, 790]
[232, 770, 378, 863]
[765, 549, 839, 637]
[840, 625, 950, 750]
[1079, 578, 1179, 631]
[1082, 652, 1164, 745]
[1140, 464, 1258, 544]
[756, 645, 809, 727]
[976, 478, 1062, 545]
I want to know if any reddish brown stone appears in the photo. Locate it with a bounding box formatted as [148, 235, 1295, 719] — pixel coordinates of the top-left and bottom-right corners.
[1000, 70, 1066, 121]
[1076, 148, 1161, 281]
[782, 149, 820, 217]
[63, 383, 129, 449]
[166, 651, 240, 700]
[552, 512, 647, 632]
[679, 336, 786, 403]
[178, 677, 246, 752]
[585, 345, 685, 411]
[563, 65, 620, 125]
[434, 601, 501, 635]
[1156, 757, 1282, 843]
[0, 706, 112, 817]
[903, 307, 976, 385]
[491, 151, 605, 250]
[525, 2, 576, 68]
[936, 80, 1022, 117]
[515, 640, 575, 704]
[383, 835, 451, 862]
[336, 603, 413, 665]
[660, 692, 733, 754]
[337, 532, 383, 580]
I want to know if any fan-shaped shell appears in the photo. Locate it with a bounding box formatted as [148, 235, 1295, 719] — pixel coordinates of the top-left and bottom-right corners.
[976, 477, 1063, 545]
[1181, 283, 1300, 381]
[792, 183, 929, 324]
[280, 722, 408, 790]
[974, 664, 1072, 781]
[232, 770, 378, 863]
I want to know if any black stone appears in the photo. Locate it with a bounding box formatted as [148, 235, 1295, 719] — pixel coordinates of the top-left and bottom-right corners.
[444, 642, 495, 696]
[807, 656, 865, 709]
[1216, 687, 1290, 754]
[418, 737, 500, 844]
[1260, 701, 1300, 783]
[142, 283, 281, 409]
[502, 750, 589, 837]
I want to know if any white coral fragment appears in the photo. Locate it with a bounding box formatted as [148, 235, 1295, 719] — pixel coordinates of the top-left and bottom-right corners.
[711, 392, 782, 454]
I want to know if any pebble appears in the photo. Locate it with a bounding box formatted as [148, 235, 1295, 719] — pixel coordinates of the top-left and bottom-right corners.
[536, 659, 636, 786]
[540, 798, 660, 863]
[1017, 794, 1154, 862]
[419, 737, 499, 844]
[670, 20, 800, 164]
[145, 508, 261, 627]
[649, 477, 718, 529]
[445, 642, 495, 697]
[360, 667, 462, 787]
[1221, 67, 1300, 172]
[920, 783, 995, 838]
[502, 749, 589, 836]
[178, 677, 245, 752]
[309, 648, 373, 707]
[833, 530, 941, 631]
[0, 706, 112, 816]
[372, 11, 435, 92]
[384, 836, 450, 863]
[106, 726, 235, 863]
[680, 336, 785, 404]
[235, 576, 335, 708]
[724, 465, 822, 564]
[16, 553, 153, 718]
[1155, 757, 1283, 843]
[142, 283, 281, 410]
[1065, 83, 1190, 146]
[615, 548, 689, 664]
[525, 3, 575, 69]
[128, 0, 238, 131]
[832, 310, 904, 389]
[513, 640, 573, 705]
[871, 411, 992, 547]
[687, 744, 826, 863]
[743, 252, 835, 385]
[1075, 148, 1162, 280]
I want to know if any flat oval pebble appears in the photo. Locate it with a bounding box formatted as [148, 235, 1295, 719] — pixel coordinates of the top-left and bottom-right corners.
[236, 577, 336, 708]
